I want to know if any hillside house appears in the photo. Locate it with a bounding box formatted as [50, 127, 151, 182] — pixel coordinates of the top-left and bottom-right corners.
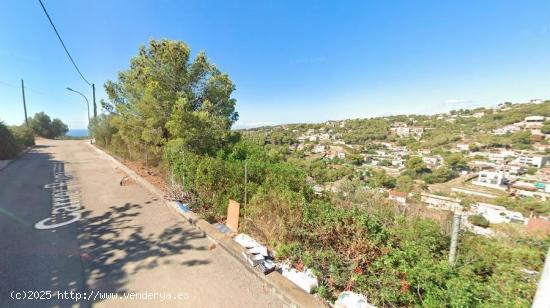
[471, 202, 525, 224]
[390, 126, 411, 138]
[473, 170, 509, 190]
[493, 125, 521, 136]
[324, 148, 345, 160]
[318, 133, 330, 141]
[421, 193, 462, 212]
[512, 154, 549, 168]
[389, 191, 408, 205]
[312, 144, 325, 154]
[456, 143, 470, 152]
[410, 126, 424, 138]
[422, 156, 443, 169]
[524, 116, 545, 129]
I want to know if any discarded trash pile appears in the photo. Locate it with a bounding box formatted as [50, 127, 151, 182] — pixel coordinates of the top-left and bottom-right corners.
[233, 234, 377, 307]
[335, 291, 377, 308]
[234, 233, 277, 274]
[278, 262, 319, 294]
[233, 233, 318, 293]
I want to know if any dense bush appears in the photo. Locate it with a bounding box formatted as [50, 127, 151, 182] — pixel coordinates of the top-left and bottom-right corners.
[165, 139, 310, 222]
[468, 214, 490, 228]
[307, 159, 354, 183]
[493, 196, 550, 215]
[422, 167, 456, 184]
[11, 125, 35, 148]
[0, 123, 34, 159]
[0, 122, 20, 159]
[29, 112, 68, 138]
[89, 114, 118, 148]
[275, 198, 545, 307]
[165, 137, 546, 306]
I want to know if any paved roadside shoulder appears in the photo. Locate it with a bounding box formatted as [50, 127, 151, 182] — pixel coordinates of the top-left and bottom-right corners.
[87, 141, 326, 308]
[0, 143, 86, 308]
[65, 140, 290, 307]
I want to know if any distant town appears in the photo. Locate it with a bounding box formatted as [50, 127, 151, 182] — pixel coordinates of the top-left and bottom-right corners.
[243, 100, 550, 238]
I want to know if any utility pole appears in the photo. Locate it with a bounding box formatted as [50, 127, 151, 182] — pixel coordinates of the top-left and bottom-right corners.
[533, 247, 550, 307]
[448, 211, 462, 265]
[92, 83, 97, 118]
[244, 161, 248, 214]
[21, 79, 29, 128]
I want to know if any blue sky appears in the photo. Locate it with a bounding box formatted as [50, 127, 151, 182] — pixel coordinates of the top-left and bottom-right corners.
[1, 0, 549, 129]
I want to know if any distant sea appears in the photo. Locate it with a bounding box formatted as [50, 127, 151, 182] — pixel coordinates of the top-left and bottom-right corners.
[66, 129, 89, 137]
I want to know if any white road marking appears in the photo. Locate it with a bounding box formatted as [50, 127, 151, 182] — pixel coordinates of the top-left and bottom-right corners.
[34, 162, 83, 230]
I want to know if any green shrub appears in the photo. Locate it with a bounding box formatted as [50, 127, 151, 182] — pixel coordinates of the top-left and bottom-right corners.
[165, 139, 309, 222]
[469, 214, 490, 228]
[0, 122, 19, 159]
[164, 136, 547, 306]
[89, 114, 118, 148]
[29, 112, 68, 138]
[0, 123, 35, 160]
[11, 125, 35, 148]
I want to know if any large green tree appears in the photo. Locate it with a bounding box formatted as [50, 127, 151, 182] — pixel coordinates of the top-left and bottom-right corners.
[104, 39, 239, 158]
[29, 112, 68, 138]
[29, 112, 52, 138]
[511, 131, 532, 145]
[444, 152, 468, 170]
[50, 118, 69, 137]
[405, 156, 429, 177]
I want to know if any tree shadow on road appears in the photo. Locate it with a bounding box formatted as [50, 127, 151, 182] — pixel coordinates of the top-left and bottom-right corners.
[2, 146, 212, 307]
[75, 202, 211, 299]
[32, 144, 52, 149]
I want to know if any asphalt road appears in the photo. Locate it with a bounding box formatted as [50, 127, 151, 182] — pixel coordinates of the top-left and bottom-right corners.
[0, 139, 288, 307]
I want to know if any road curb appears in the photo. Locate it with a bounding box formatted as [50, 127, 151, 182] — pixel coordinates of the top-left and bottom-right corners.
[0, 160, 13, 171]
[0, 146, 33, 172]
[86, 141, 325, 308]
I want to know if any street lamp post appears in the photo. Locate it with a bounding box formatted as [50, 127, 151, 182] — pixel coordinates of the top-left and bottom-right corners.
[66, 87, 91, 138]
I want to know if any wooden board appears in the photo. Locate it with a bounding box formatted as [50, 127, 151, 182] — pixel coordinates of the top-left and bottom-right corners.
[226, 199, 240, 232]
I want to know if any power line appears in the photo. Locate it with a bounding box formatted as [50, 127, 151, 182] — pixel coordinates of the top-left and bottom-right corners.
[0, 79, 71, 104]
[37, 0, 91, 86]
[0, 80, 18, 88]
[0, 79, 51, 97]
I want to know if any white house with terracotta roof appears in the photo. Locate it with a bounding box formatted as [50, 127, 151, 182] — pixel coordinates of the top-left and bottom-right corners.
[389, 191, 408, 205]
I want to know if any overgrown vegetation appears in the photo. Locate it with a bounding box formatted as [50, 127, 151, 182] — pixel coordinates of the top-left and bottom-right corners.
[99, 38, 238, 164]
[0, 122, 34, 160]
[494, 196, 550, 216]
[29, 112, 68, 139]
[90, 38, 548, 307]
[469, 214, 490, 228]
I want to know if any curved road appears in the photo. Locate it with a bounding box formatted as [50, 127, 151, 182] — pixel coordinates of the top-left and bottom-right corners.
[0, 139, 288, 307]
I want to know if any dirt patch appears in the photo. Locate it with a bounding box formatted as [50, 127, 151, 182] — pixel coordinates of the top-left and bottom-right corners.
[119, 158, 168, 193]
[405, 203, 454, 235]
[119, 176, 135, 186]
